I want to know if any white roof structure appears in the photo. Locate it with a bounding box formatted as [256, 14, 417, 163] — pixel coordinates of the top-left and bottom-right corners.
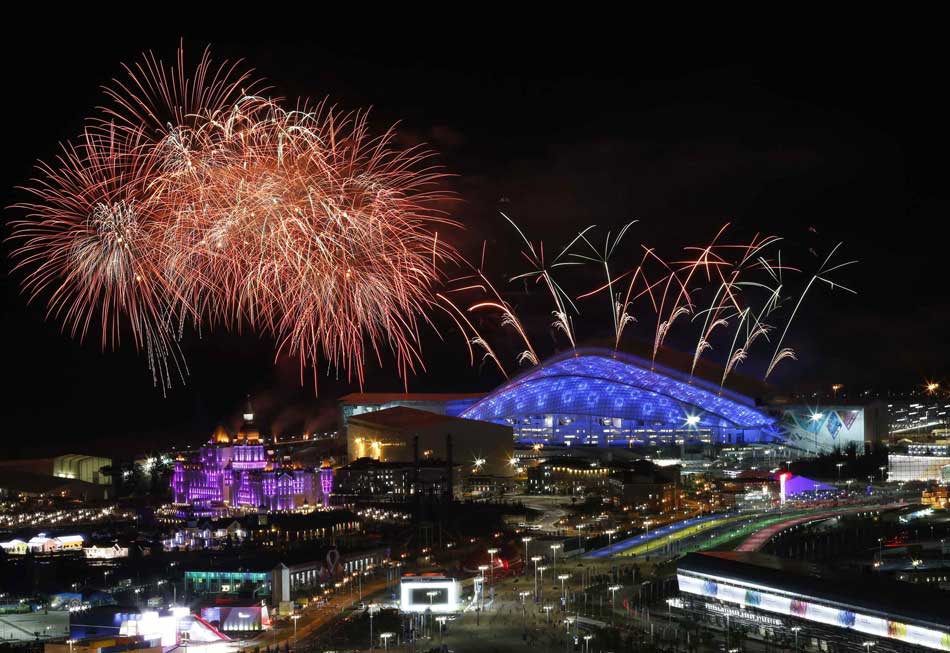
[1, 539, 27, 548]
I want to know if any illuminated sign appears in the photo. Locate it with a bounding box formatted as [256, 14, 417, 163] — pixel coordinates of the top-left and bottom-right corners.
[678, 573, 950, 651]
[703, 602, 784, 627]
[84, 545, 129, 559]
[119, 610, 179, 647]
[399, 577, 459, 614]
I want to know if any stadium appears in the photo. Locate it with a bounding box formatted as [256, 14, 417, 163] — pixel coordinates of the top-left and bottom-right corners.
[460, 347, 780, 447]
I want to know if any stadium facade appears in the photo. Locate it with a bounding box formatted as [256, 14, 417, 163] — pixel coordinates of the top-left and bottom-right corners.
[677, 551, 950, 651]
[460, 348, 779, 447]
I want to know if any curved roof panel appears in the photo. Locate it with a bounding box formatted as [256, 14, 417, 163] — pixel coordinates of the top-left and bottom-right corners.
[461, 347, 772, 430]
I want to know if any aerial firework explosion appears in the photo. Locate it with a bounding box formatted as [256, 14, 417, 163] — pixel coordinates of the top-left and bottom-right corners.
[441, 218, 856, 389]
[8, 46, 854, 394]
[9, 46, 457, 391]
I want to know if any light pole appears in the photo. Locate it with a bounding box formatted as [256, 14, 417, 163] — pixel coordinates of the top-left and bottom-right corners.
[367, 604, 379, 651]
[605, 529, 616, 550]
[477, 565, 488, 611]
[532, 556, 542, 601]
[836, 463, 844, 481]
[519, 590, 530, 633]
[583, 633, 593, 653]
[791, 625, 801, 650]
[608, 585, 621, 623]
[521, 537, 532, 576]
[290, 613, 300, 651]
[487, 547, 498, 604]
[558, 574, 570, 607]
[550, 543, 561, 578]
[538, 565, 548, 603]
[543, 604, 553, 624]
[436, 616, 447, 644]
[379, 632, 394, 651]
[879, 466, 887, 482]
[863, 641, 876, 653]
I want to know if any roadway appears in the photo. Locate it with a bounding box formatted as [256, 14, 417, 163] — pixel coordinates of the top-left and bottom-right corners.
[238, 577, 392, 652]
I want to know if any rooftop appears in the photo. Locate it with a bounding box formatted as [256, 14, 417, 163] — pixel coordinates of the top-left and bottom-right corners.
[348, 405, 486, 430]
[340, 457, 458, 471]
[340, 393, 484, 405]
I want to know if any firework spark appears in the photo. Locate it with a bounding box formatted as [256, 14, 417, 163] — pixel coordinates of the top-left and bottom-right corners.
[9, 45, 457, 392]
[445, 214, 855, 387]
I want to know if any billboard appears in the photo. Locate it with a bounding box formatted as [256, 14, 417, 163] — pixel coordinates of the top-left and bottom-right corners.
[200, 605, 270, 632]
[775, 406, 865, 454]
[399, 577, 459, 614]
[678, 573, 950, 651]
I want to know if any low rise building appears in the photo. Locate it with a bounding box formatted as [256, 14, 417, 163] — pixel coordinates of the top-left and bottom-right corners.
[0, 455, 111, 486]
[888, 445, 950, 482]
[339, 393, 483, 428]
[346, 406, 513, 477]
[334, 457, 460, 500]
[0, 539, 27, 555]
[84, 544, 129, 559]
[922, 485, 949, 510]
[526, 457, 614, 495]
[606, 460, 678, 512]
[183, 545, 390, 607]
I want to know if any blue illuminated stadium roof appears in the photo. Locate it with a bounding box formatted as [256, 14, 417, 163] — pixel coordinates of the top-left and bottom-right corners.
[461, 348, 773, 430]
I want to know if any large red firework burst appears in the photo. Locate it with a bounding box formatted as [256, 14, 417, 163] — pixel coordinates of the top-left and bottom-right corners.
[8, 45, 457, 391]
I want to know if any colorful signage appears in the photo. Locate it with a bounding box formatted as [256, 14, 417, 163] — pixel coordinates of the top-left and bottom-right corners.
[678, 573, 950, 651]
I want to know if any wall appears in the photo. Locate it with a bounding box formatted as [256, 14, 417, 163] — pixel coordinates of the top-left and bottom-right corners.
[347, 418, 513, 477]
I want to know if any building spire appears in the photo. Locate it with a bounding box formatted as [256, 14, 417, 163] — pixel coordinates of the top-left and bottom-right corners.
[243, 394, 254, 423]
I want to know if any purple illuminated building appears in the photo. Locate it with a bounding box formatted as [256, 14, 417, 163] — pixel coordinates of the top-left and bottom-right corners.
[171, 399, 328, 511]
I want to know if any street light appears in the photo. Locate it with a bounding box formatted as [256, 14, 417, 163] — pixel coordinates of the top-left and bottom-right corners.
[558, 574, 570, 606]
[367, 604, 378, 651]
[537, 565, 548, 603]
[531, 556, 542, 600]
[605, 529, 616, 549]
[879, 466, 887, 481]
[477, 565, 489, 611]
[542, 604, 553, 624]
[550, 543, 561, 577]
[487, 547, 499, 602]
[608, 585, 621, 622]
[791, 625, 801, 650]
[836, 462, 844, 480]
[863, 642, 876, 653]
[435, 616, 447, 644]
[379, 632, 394, 651]
[521, 537, 532, 576]
[290, 613, 301, 651]
[583, 634, 593, 653]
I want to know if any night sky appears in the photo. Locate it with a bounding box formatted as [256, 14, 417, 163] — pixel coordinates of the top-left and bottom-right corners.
[2, 32, 946, 456]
